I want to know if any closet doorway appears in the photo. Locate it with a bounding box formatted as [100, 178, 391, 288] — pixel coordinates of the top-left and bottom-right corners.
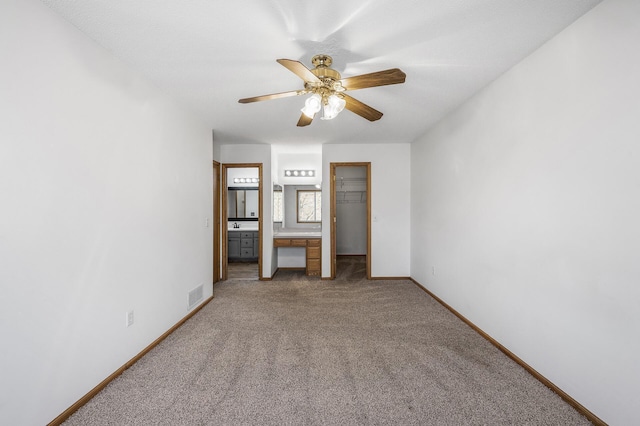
[330, 162, 371, 279]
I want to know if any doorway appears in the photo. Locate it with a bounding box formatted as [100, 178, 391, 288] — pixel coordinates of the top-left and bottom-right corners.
[330, 162, 371, 279]
[213, 161, 221, 284]
[221, 163, 263, 281]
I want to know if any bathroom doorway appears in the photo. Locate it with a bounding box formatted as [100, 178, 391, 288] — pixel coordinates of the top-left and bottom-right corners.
[221, 163, 263, 280]
[330, 162, 371, 279]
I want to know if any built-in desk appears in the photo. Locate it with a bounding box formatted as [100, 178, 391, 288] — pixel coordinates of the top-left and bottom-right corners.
[273, 237, 321, 276]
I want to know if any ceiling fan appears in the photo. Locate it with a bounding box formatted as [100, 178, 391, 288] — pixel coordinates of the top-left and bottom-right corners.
[238, 54, 406, 127]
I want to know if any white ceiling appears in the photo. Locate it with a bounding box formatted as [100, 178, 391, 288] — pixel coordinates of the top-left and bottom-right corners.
[41, 0, 600, 146]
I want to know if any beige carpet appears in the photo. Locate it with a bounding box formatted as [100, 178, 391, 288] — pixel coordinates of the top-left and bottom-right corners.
[64, 261, 589, 425]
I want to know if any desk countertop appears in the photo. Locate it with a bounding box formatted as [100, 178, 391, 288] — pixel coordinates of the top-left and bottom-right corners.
[274, 229, 322, 238]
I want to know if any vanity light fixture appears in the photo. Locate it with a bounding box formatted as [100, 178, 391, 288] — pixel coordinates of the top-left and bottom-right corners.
[233, 177, 259, 184]
[284, 169, 315, 178]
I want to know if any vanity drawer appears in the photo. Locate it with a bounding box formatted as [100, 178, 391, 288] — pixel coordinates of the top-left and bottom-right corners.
[273, 239, 291, 247]
[307, 239, 321, 247]
[241, 239, 253, 248]
[240, 248, 253, 258]
[306, 259, 321, 274]
[291, 239, 307, 247]
[241, 232, 255, 239]
[306, 246, 320, 259]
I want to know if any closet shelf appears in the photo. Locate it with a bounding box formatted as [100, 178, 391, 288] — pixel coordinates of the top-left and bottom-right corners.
[336, 190, 366, 204]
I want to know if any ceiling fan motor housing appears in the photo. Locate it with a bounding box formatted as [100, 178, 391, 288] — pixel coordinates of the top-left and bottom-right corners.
[311, 54, 332, 67]
[308, 55, 343, 94]
[311, 55, 340, 79]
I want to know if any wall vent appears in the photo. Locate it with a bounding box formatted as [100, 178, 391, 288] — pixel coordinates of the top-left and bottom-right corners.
[188, 284, 204, 310]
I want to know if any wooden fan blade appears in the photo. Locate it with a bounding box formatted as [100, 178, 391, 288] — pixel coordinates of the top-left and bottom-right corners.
[339, 68, 406, 91]
[343, 94, 383, 121]
[297, 113, 314, 127]
[277, 59, 321, 83]
[239, 90, 307, 104]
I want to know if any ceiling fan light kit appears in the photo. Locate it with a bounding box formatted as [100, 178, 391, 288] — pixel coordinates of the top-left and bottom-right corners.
[301, 94, 322, 118]
[320, 94, 346, 120]
[239, 54, 406, 127]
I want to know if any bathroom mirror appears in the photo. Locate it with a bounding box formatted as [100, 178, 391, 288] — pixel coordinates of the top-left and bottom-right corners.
[280, 184, 322, 228]
[228, 188, 259, 220]
[273, 184, 283, 223]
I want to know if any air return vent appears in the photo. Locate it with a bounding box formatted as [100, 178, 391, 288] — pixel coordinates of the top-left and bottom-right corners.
[188, 284, 204, 310]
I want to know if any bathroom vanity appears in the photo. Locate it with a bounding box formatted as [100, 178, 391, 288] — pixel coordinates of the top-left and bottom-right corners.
[228, 230, 259, 262]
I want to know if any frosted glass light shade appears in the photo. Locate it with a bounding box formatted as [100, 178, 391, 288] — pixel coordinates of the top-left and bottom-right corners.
[321, 94, 346, 120]
[301, 94, 322, 118]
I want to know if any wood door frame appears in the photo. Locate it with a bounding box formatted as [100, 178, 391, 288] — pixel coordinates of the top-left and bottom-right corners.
[330, 162, 371, 279]
[212, 161, 221, 284]
[221, 163, 263, 280]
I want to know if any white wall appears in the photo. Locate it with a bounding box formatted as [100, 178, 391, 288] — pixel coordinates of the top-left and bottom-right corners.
[272, 144, 322, 186]
[227, 167, 259, 187]
[0, 1, 213, 424]
[410, 0, 640, 424]
[322, 144, 411, 278]
[212, 131, 221, 163]
[220, 144, 274, 277]
[276, 152, 322, 186]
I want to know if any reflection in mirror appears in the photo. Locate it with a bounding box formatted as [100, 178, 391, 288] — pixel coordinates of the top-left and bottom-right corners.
[279, 184, 322, 229]
[297, 190, 321, 222]
[273, 185, 283, 223]
[228, 188, 259, 220]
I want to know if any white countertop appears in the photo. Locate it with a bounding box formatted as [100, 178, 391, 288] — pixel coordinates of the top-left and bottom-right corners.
[227, 224, 321, 237]
[228, 222, 259, 231]
[274, 228, 322, 238]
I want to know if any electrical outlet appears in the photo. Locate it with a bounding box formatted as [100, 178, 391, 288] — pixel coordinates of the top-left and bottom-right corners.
[432, 266, 436, 275]
[126, 310, 134, 327]
[205, 218, 209, 227]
